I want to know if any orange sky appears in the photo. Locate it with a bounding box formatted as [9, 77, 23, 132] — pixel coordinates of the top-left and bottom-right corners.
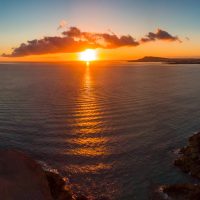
[1, 1, 200, 62]
[1, 40, 200, 63]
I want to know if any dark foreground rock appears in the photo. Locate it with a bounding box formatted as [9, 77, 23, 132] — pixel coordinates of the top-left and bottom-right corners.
[152, 131, 200, 200]
[0, 150, 53, 200]
[0, 150, 73, 200]
[46, 171, 73, 200]
[152, 184, 200, 200]
[174, 132, 200, 178]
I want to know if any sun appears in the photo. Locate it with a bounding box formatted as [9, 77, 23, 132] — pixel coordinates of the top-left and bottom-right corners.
[79, 49, 97, 62]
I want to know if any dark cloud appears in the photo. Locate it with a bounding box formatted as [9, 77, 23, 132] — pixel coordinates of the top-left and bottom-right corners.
[62, 27, 81, 37]
[96, 33, 139, 48]
[2, 35, 99, 57]
[62, 27, 139, 48]
[2, 27, 181, 57]
[141, 29, 181, 43]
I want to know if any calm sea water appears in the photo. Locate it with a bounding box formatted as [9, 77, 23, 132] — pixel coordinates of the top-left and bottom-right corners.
[0, 61, 200, 199]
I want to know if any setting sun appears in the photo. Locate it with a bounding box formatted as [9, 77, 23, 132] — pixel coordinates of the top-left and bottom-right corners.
[79, 49, 97, 62]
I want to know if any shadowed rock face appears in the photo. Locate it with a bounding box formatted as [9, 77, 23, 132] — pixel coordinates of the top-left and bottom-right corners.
[0, 150, 53, 200]
[174, 132, 200, 178]
[152, 184, 200, 200]
[45, 171, 73, 200]
[0, 150, 76, 200]
[162, 184, 200, 200]
[152, 132, 200, 200]
[0, 150, 110, 200]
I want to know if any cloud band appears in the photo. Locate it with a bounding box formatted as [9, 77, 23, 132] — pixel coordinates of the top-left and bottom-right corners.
[2, 27, 181, 57]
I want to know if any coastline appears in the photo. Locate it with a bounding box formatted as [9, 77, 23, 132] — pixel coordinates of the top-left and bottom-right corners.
[128, 56, 200, 64]
[1, 132, 200, 199]
[153, 131, 200, 200]
[0, 150, 110, 200]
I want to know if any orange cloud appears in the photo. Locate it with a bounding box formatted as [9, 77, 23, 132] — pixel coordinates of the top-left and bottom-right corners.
[2, 27, 181, 57]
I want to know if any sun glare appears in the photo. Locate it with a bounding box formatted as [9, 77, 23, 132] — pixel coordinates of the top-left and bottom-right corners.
[79, 49, 97, 62]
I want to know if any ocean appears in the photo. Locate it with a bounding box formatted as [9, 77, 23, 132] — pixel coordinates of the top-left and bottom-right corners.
[0, 61, 200, 199]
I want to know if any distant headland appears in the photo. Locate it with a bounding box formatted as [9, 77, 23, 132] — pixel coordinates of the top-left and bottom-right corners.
[129, 56, 200, 64]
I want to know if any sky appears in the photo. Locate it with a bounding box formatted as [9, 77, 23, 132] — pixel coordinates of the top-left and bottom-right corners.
[0, 0, 200, 61]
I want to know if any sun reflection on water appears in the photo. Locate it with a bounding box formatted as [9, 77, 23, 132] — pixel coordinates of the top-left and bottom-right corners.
[65, 163, 112, 174]
[66, 64, 110, 173]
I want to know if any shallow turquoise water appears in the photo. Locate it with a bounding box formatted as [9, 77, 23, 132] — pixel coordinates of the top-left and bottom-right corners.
[0, 61, 200, 199]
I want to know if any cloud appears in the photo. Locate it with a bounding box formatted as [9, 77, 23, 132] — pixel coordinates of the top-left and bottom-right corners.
[185, 36, 190, 41]
[62, 27, 139, 48]
[57, 20, 67, 30]
[2, 36, 99, 57]
[141, 29, 181, 43]
[2, 27, 181, 57]
[107, 29, 116, 35]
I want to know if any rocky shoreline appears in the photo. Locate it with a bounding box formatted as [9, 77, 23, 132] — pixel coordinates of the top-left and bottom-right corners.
[0, 150, 75, 200]
[1, 132, 200, 200]
[174, 132, 200, 179]
[0, 150, 109, 200]
[153, 132, 200, 200]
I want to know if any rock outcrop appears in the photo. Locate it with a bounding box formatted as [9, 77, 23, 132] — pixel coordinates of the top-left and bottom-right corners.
[152, 132, 200, 200]
[152, 184, 200, 200]
[174, 132, 200, 178]
[0, 150, 73, 200]
[0, 150, 53, 200]
[46, 171, 73, 200]
[163, 184, 200, 199]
